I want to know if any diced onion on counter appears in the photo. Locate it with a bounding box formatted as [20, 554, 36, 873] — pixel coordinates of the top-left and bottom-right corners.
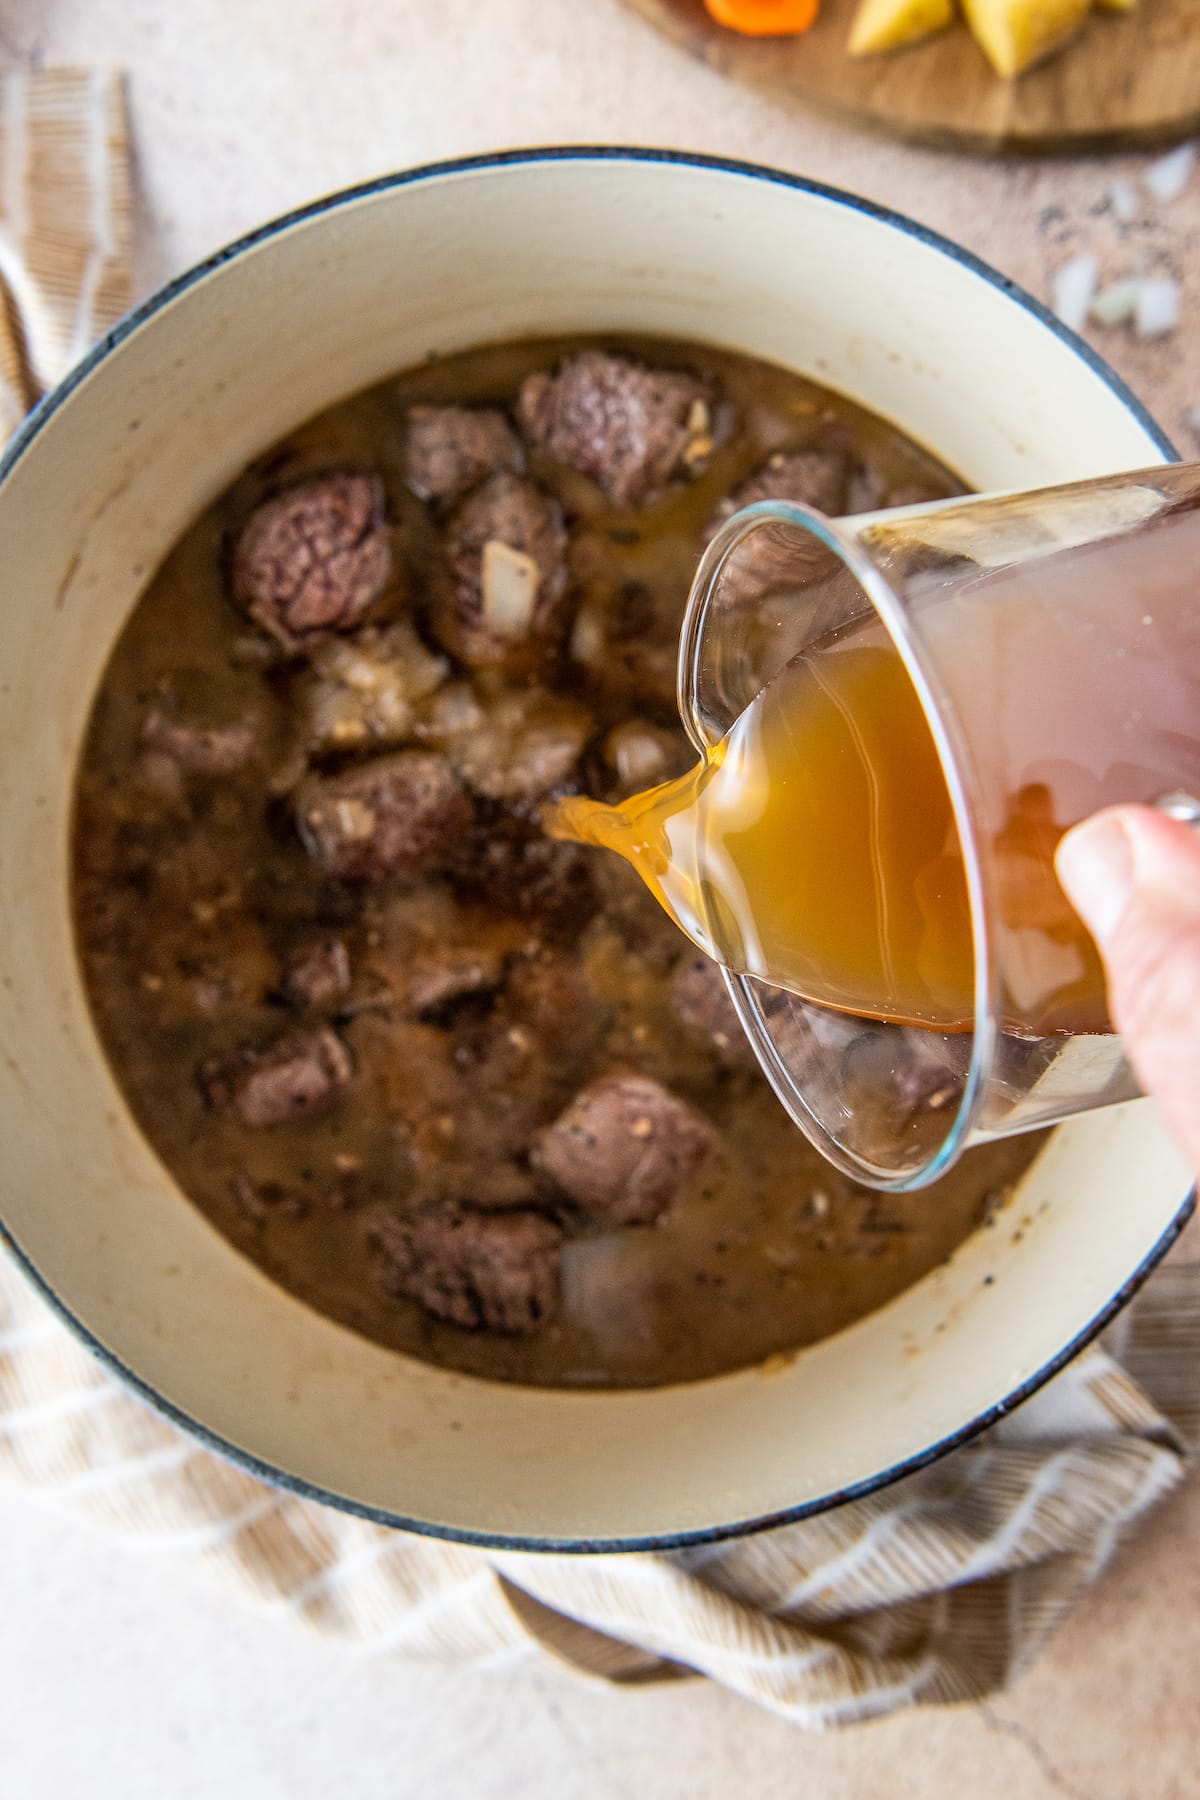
[1144, 145, 1196, 205]
[1051, 254, 1099, 332]
[1134, 277, 1181, 340]
[1107, 180, 1139, 224]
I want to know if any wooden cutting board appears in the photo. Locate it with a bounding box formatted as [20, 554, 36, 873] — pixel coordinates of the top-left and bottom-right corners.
[621, 0, 1200, 153]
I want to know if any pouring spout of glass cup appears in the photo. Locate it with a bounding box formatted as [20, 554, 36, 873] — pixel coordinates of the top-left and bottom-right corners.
[671, 463, 1200, 1192]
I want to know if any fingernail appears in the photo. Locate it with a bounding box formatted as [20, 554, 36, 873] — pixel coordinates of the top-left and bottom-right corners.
[1055, 814, 1134, 947]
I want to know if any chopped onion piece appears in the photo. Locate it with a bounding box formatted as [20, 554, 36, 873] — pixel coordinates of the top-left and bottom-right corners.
[1089, 279, 1142, 328]
[1108, 179, 1139, 223]
[1051, 255, 1099, 333]
[1144, 144, 1196, 204]
[1135, 276, 1181, 339]
[605, 721, 670, 787]
[416, 681, 485, 743]
[481, 539, 540, 637]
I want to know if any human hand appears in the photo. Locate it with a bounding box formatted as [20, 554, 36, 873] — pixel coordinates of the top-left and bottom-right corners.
[1056, 804, 1200, 1174]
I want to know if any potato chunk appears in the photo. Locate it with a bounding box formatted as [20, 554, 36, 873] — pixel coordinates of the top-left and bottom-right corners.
[962, 0, 1091, 76]
[848, 0, 954, 55]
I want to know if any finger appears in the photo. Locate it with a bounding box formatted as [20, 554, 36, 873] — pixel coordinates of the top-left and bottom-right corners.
[1056, 804, 1200, 1174]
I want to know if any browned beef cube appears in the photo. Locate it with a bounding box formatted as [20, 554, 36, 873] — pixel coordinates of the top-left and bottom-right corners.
[531, 1072, 717, 1225]
[430, 473, 569, 670]
[281, 938, 352, 1009]
[671, 953, 754, 1066]
[518, 350, 713, 509]
[140, 707, 260, 776]
[458, 821, 594, 926]
[368, 1205, 562, 1333]
[402, 405, 523, 506]
[704, 447, 849, 541]
[199, 1025, 353, 1127]
[230, 472, 393, 648]
[295, 751, 472, 883]
[362, 890, 529, 1019]
[699, 450, 849, 611]
[403, 946, 503, 1014]
[566, 563, 682, 721]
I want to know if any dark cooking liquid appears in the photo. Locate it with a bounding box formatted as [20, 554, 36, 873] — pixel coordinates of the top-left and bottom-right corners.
[73, 334, 1044, 1388]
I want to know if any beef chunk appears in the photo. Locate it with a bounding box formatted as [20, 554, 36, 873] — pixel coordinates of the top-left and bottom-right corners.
[140, 707, 260, 776]
[839, 1026, 968, 1167]
[368, 1205, 562, 1333]
[199, 1025, 353, 1127]
[458, 818, 594, 925]
[700, 451, 848, 610]
[402, 405, 523, 506]
[450, 949, 611, 1152]
[430, 473, 569, 670]
[531, 1072, 717, 1225]
[704, 446, 849, 540]
[518, 350, 713, 509]
[281, 938, 352, 1009]
[230, 472, 393, 648]
[365, 895, 528, 1017]
[295, 751, 472, 883]
[566, 566, 681, 720]
[671, 953, 754, 1066]
[403, 944, 506, 1015]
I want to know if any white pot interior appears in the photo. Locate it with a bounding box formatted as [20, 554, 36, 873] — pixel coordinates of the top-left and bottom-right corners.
[0, 153, 1190, 1546]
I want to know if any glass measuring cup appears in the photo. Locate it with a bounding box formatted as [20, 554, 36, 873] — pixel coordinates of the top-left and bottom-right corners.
[678, 464, 1200, 1192]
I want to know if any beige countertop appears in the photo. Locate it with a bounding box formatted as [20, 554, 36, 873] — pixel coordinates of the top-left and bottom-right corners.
[1, 1, 1198, 1794]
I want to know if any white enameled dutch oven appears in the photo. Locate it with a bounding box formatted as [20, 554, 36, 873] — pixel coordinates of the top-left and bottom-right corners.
[0, 150, 1191, 1550]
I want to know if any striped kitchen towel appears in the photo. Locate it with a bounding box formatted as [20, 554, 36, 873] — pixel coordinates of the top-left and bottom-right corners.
[1, 64, 1197, 1731]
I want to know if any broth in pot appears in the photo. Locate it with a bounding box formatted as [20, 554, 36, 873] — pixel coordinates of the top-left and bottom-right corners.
[74, 335, 1043, 1388]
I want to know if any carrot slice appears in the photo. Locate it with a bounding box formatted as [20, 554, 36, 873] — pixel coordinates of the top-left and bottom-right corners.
[703, 0, 820, 36]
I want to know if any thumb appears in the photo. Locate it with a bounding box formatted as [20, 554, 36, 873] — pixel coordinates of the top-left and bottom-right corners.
[1056, 804, 1200, 1174]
